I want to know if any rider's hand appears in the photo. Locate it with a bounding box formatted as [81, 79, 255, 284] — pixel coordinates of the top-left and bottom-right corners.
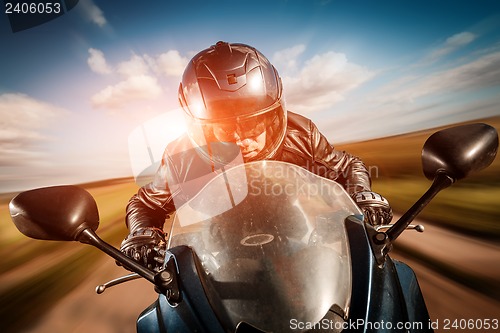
[120, 227, 166, 272]
[352, 191, 393, 226]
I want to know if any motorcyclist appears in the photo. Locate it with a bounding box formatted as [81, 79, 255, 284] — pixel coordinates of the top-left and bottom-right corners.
[121, 41, 392, 271]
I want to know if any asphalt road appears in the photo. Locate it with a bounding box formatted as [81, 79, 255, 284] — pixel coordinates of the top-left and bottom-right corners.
[391, 216, 500, 333]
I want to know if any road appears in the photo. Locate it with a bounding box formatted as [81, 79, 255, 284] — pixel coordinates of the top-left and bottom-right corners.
[21, 256, 157, 333]
[392, 215, 500, 333]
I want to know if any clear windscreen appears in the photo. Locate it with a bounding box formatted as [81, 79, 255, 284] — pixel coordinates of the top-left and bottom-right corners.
[169, 161, 362, 332]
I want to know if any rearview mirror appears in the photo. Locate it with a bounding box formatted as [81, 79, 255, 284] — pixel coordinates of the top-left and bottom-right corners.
[422, 123, 498, 181]
[385, 122, 498, 248]
[9, 186, 165, 288]
[9, 185, 99, 241]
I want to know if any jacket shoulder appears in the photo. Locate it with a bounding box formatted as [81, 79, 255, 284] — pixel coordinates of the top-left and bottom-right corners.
[279, 111, 316, 162]
[286, 111, 314, 134]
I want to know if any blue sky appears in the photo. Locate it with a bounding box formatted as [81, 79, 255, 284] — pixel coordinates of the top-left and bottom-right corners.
[1, 0, 500, 192]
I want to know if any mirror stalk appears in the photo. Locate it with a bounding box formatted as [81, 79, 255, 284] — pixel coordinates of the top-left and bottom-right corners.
[385, 172, 454, 243]
[78, 228, 181, 302]
[78, 228, 157, 283]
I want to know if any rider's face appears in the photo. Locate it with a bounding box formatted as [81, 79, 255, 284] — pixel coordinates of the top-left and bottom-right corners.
[212, 120, 267, 160]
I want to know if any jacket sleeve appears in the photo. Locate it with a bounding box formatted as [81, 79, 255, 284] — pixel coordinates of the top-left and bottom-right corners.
[125, 156, 178, 233]
[125, 185, 172, 233]
[310, 121, 372, 196]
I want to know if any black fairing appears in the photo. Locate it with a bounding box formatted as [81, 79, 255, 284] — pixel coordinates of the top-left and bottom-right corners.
[137, 245, 225, 333]
[346, 216, 433, 333]
[393, 260, 433, 329]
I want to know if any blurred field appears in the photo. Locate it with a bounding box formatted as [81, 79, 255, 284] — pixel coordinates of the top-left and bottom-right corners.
[0, 117, 499, 332]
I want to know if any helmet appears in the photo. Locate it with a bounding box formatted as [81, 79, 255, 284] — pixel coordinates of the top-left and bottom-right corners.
[178, 41, 287, 163]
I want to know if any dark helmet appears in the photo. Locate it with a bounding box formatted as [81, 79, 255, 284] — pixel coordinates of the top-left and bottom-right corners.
[178, 41, 287, 163]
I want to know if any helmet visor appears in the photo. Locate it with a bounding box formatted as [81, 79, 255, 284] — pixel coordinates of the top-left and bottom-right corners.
[187, 102, 287, 163]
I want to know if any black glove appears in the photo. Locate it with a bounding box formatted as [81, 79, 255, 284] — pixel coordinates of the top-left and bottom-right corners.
[120, 227, 166, 272]
[352, 191, 393, 226]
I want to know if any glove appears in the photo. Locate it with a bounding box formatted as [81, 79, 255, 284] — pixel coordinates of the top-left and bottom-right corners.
[120, 227, 166, 272]
[352, 191, 393, 226]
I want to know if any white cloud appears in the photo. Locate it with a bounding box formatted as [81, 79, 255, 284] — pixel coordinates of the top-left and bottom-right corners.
[281, 50, 375, 113]
[325, 49, 500, 142]
[88, 48, 112, 74]
[446, 31, 477, 47]
[89, 49, 191, 109]
[376, 51, 500, 104]
[422, 51, 500, 92]
[424, 31, 477, 64]
[91, 75, 163, 108]
[272, 44, 306, 73]
[80, 0, 107, 27]
[117, 54, 150, 77]
[154, 50, 190, 77]
[0, 93, 66, 166]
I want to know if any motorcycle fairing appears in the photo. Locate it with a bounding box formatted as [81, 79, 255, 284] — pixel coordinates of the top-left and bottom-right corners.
[345, 216, 433, 333]
[137, 245, 225, 333]
[137, 217, 433, 333]
[393, 260, 433, 331]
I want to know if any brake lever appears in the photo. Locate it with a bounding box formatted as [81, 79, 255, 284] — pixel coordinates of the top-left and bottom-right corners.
[96, 251, 181, 303]
[96, 273, 141, 294]
[375, 224, 425, 233]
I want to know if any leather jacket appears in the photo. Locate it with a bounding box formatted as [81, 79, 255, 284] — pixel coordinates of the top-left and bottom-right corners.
[126, 111, 372, 232]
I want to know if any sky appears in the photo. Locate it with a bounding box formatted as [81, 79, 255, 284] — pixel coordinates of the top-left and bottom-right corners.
[1, 0, 500, 192]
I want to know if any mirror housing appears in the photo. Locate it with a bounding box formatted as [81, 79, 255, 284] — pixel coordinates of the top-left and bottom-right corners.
[422, 123, 498, 182]
[383, 122, 498, 254]
[9, 185, 178, 298]
[9, 185, 99, 241]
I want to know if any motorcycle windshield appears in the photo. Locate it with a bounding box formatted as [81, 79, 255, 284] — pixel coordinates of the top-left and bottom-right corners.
[170, 161, 362, 332]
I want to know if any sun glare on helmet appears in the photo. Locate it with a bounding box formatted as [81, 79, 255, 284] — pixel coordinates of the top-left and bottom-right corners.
[191, 100, 205, 116]
[248, 72, 264, 94]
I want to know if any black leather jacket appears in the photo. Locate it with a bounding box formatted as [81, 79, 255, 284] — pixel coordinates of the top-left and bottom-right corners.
[126, 112, 371, 233]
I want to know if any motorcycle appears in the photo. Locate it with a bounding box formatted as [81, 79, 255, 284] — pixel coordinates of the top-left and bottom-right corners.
[9, 123, 498, 332]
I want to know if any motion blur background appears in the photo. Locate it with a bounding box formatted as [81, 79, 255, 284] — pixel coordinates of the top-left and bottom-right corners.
[1, 1, 499, 332]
